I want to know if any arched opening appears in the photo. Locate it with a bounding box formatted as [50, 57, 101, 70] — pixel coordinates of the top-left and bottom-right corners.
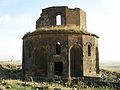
[88, 44, 91, 56]
[70, 45, 83, 77]
[33, 47, 47, 76]
[96, 47, 99, 74]
[56, 42, 61, 55]
[56, 15, 62, 25]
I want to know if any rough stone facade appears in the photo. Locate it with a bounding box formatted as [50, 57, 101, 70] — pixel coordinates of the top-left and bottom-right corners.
[36, 6, 86, 31]
[22, 6, 99, 78]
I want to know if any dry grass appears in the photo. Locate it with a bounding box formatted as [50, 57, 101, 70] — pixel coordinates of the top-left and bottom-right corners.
[0, 61, 119, 90]
[100, 62, 120, 73]
[36, 25, 86, 31]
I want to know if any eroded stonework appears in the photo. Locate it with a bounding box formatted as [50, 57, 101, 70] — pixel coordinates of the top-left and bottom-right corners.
[22, 6, 99, 78]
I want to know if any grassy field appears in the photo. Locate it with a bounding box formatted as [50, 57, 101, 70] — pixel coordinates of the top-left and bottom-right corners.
[0, 60, 120, 90]
[100, 61, 120, 73]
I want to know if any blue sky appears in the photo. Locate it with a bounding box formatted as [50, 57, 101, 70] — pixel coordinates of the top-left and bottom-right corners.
[0, 0, 120, 62]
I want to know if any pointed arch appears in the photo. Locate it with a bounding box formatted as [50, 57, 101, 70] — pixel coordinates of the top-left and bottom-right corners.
[56, 42, 61, 55]
[70, 44, 83, 77]
[88, 44, 91, 56]
[85, 42, 92, 56]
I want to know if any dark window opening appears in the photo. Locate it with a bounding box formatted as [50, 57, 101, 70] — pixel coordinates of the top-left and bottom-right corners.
[54, 62, 63, 76]
[56, 15, 62, 25]
[56, 42, 61, 55]
[88, 45, 91, 56]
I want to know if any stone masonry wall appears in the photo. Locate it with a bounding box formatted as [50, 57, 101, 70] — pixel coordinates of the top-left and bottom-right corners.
[22, 6, 99, 78]
[36, 6, 86, 31]
[23, 33, 69, 78]
[82, 35, 99, 76]
[22, 32, 99, 77]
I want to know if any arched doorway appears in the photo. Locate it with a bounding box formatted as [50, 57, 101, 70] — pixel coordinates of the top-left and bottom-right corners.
[70, 44, 83, 77]
[33, 47, 47, 76]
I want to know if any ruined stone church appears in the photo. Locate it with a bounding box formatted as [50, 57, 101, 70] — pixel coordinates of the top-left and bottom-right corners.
[22, 6, 99, 78]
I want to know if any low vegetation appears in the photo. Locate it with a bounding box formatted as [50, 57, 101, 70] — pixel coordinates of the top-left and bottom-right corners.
[24, 26, 97, 38]
[0, 61, 120, 90]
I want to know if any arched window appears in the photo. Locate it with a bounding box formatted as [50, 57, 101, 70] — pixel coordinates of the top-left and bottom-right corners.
[88, 45, 91, 56]
[56, 42, 61, 55]
[56, 15, 62, 25]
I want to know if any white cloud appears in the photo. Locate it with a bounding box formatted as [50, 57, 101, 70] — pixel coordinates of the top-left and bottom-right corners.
[0, 0, 18, 6]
